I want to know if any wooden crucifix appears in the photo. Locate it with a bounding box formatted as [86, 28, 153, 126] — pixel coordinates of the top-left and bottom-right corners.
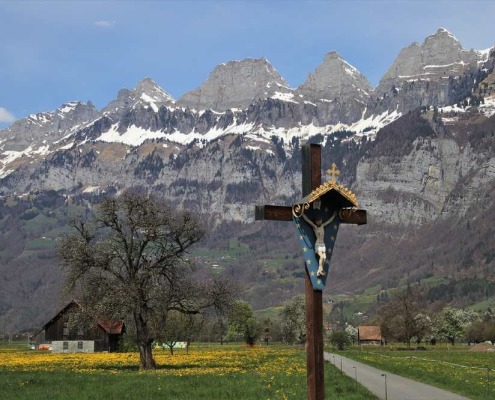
[255, 143, 366, 400]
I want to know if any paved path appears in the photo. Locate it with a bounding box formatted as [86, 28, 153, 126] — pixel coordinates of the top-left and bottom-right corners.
[324, 352, 470, 400]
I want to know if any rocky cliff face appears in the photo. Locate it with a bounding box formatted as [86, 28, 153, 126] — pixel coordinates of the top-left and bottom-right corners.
[356, 111, 476, 224]
[178, 58, 293, 111]
[298, 51, 372, 102]
[376, 29, 484, 95]
[295, 51, 372, 125]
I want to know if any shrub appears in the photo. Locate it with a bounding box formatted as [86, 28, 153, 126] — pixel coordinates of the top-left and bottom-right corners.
[329, 330, 350, 350]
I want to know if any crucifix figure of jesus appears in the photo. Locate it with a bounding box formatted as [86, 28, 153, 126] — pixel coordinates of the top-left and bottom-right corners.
[301, 211, 336, 277]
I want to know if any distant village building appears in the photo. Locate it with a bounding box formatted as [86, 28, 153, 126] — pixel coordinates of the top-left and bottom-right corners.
[34, 300, 125, 353]
[357, 326, 383, 345]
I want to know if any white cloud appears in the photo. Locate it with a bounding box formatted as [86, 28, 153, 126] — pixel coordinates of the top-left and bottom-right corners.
[94, 20, 115, 28]
[0, 108, 15, 123]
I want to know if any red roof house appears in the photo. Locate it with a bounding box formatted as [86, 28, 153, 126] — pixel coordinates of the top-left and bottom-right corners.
[357, 326, 383, 345]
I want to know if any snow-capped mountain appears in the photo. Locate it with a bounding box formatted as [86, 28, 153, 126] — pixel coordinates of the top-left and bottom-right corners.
[103, 76, 175, 115]
[1, 101, 98, 152]
[376, 28, 488, 96]
[368, 28, 492, 117]
[0, 101, 99, 178]
[0, 27, 494, 224]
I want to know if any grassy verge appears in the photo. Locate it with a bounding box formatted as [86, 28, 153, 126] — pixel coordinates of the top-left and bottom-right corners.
[325, 361, 379, 399]
[0, 344, 377, 400]
[341, 346, 494, 400]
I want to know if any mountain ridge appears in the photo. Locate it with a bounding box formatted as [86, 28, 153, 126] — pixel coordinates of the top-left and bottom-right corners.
[1, 27, 495, 331]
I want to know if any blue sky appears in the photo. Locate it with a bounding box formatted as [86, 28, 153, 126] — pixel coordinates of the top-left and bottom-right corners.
[1, 0, 495, 128]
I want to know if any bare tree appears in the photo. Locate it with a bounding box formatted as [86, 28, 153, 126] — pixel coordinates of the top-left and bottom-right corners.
[59, 192, 236, 370]
[378, 286, 431, 347]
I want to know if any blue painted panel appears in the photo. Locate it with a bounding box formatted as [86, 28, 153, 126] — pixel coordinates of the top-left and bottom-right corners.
[293, 207, 341, 290]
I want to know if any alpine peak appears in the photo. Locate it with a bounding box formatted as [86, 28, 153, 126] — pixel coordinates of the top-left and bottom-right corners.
[433, 27, 458, 40]
[323, 50, 343, 61]
[103, 77, 174, 114]
[297, 51, 372, 104]
[375, 27, 484, 96]
[178, 57, 292, 111]
[135, 77, 175, 105]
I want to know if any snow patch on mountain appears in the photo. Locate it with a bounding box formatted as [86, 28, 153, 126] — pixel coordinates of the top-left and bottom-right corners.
[90, 105, 404, 149]
[140, 94, 160, 112]
[59, 102, 80, 113]
[0, 144, 51, 178]
[83, 185, 101, 193]
[481, 97, 495, 118]
[271, 92, 298, 103]
[477, 47, 492, 62]
[440, 97, 495, 120]
[97, 124, 167, 147]
[349, 109, 402, 137]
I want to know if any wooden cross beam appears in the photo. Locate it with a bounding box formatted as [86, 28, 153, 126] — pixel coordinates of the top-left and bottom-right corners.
[254, 204, 367, 225]
[255, 143, 367, 400]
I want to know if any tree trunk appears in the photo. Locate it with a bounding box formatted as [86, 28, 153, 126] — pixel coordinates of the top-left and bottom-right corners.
[138, 340, 156, 370]
[135, 312, 156, 370]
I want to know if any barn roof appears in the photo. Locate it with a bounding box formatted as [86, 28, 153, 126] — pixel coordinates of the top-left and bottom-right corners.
[37, 300, 124, 335]
[97, 319, 125, 335]
[39, 299, 82, 330]
[358, 326, 382, 341]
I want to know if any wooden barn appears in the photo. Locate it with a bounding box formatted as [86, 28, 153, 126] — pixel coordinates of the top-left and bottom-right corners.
[357, 326, 383, 345]
[34, 300, 125, 353]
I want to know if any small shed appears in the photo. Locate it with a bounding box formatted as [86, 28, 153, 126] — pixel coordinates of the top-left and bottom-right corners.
[34, 300, 125, 352]
[357, 326, 383, 345]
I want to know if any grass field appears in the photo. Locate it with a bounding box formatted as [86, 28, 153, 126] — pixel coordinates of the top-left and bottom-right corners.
[0, 344, 377, 400]
[342, 345, 495, 400]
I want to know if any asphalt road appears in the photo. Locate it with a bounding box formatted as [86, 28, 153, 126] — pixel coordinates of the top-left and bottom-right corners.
[324, 352, 470, 400]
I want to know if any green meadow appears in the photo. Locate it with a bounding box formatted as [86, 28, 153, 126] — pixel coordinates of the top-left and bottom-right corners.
[0, 343, 377, 400]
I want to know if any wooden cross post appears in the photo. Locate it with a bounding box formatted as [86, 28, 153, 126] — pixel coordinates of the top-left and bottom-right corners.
[255, 143, 366, 400]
